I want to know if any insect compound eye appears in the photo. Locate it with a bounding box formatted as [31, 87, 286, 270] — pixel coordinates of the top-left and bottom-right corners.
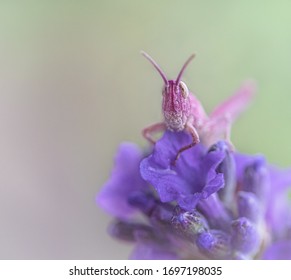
[179, 81, 189, 99]
[162, 85, 169, 96]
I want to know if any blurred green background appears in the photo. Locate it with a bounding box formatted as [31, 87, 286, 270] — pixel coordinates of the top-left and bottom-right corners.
[0, 0, 291, 259]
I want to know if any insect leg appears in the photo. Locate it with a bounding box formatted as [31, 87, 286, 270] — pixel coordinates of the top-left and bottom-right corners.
[173, 122, 200, 164]
[202, 114, 234, 150]
[210, 81, 256, 122]
[142, 122, 166, 144]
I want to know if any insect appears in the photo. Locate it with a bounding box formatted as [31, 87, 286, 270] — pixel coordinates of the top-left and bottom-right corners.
[141, 51, 255, 164]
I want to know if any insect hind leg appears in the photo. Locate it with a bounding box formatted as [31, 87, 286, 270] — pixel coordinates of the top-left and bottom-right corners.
[202, 114, 234, 150]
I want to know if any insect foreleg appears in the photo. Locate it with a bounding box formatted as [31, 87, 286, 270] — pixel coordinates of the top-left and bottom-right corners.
[173, 122, 200, 165]
[142, 122, 166, 144]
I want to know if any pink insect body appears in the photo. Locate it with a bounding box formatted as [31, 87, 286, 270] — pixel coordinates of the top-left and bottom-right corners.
[141, 51, 255, 164]
[162, 80, 191, 132]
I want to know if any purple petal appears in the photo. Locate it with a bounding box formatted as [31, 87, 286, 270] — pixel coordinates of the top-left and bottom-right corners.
[97, 143, 147, 218]
[197, 193, 231, 230]
[212, 141, 236, 207]
[127, 192, 156, 215]
[140, 131, 226, 210]
[265, 188, 291, 239]
[269, 166, 291, 193]
[266, 166, 291, 238]
[263, 241, 291, 260]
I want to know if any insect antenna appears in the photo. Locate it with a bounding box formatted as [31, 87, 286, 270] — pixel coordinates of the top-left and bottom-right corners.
[141, 51, 168, 85]
[176, 54, 196, 84]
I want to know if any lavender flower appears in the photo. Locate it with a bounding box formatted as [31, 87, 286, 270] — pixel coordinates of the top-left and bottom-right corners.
[97, 130, 291, 259]
[140, 131, 226, 211]
[97, 143, 148, 219]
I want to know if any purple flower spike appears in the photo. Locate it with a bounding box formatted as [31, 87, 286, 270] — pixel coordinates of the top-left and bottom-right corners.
[97, 143, 147, 219]
[140, 131, 226, 210]
[231, 217, 260, 256]
[98, 75, 291, 259]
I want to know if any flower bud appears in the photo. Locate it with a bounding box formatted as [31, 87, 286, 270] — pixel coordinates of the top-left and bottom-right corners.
[209, 141, 236, 207]
[231, 217, 261, 256]
[237, 191, 262, 222]
[242, 157, 270, 202]
[171, 206, 208, 238]
[196, 230, 231, 259]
